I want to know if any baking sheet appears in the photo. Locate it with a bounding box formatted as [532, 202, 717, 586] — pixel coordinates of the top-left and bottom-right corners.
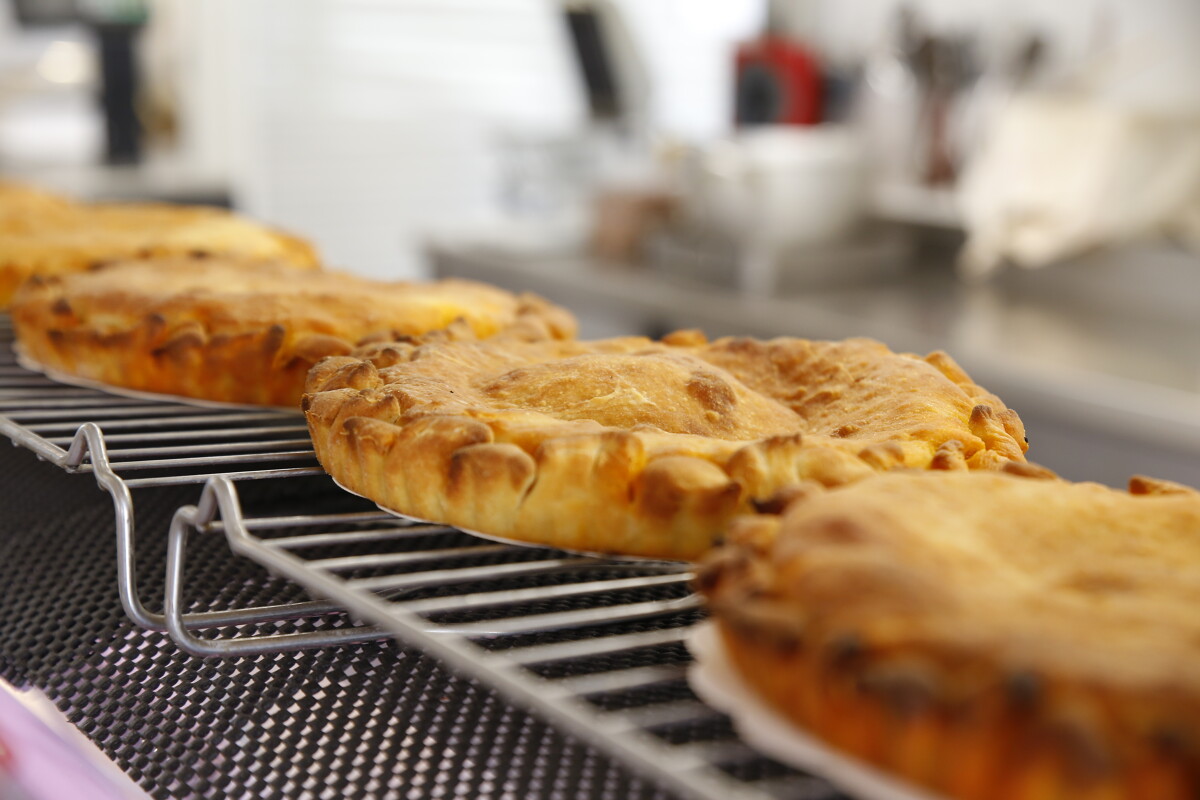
[686, 621, 945, 800]
[14, 345, 303, 415]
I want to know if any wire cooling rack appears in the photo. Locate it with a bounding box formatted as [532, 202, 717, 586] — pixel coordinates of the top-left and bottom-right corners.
[0, 314, 845, 800]
[0, 315, 383, 648]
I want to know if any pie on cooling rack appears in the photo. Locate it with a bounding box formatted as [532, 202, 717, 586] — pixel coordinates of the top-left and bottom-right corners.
[0, 197, 319, 306]
[698, 469, 1200, 800]
[302, 331, 1029, 559]
[10, 257, 577, 407]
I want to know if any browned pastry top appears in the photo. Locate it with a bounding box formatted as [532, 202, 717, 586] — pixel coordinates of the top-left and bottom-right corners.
[705, 470, 1200, 688]
[11, 257, 577, 407]
[303, 331, 1029, 559]
[699, 470, 1200, 799]
[0, 200, 319, 306]
[477, 348, 800, 438]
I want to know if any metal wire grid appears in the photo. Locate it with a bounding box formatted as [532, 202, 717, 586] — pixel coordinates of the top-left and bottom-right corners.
[164, 480, 824, 800]
[0, 315, 383, 648]
[0, 315, 844, 800]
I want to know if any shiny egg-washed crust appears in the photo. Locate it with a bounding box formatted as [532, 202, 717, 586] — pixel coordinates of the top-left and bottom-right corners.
[0, 200, 320, 307]
[11, 258, 577, 407]
[698, 470, 1200, 800]
[302, 331, 1029, 560]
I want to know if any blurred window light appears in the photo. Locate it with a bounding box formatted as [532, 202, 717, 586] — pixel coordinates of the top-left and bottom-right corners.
[227, 0, 586, 279]
[608, 0, 766, 140]
[37, 40, 95, 85]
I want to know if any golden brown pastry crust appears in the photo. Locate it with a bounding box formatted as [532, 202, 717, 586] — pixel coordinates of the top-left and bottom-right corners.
[0, 181, 74, 222]
[698, 470, 1200, 800]
[0, 200, 319, 306]
[11, 258, 577, 407]
[302, 331, 1028, 559]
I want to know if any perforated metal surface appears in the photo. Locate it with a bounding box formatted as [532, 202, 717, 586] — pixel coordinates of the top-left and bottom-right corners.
[0, 315, 849, 800]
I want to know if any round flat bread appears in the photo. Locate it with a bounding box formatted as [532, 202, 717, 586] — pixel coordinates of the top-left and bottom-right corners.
[698, 470, 1200, 800]
[11, 257, 576, 407]
[302, 331, 1029, 560]
[0, 200, 319, 306]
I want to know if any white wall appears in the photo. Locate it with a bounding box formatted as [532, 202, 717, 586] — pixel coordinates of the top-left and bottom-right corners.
[604, 0, 765, 142]
[224, 0, 586, 279]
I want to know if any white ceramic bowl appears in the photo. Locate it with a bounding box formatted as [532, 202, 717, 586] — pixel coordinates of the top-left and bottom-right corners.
[694, 125, 867, 250]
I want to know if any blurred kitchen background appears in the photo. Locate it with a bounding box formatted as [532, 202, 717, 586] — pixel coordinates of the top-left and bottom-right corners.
[2, 0, 1198, 488]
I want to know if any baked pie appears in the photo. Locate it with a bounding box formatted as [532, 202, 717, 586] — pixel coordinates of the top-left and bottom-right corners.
[0, 181, 74, 223]
[303, 331, 1029, 559]
[11, 257, 576, 407]
[698, 469, 1200, 800]
[0, 199, 319, 306]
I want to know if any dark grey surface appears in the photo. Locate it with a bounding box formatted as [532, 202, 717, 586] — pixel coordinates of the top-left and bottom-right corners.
[0, 445, 681, 800]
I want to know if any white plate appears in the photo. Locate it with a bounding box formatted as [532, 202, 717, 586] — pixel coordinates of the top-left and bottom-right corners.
[686, 621, 945, 800]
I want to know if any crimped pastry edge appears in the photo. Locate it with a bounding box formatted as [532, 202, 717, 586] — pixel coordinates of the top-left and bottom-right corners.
[303, 403, 803, 560]
[302, 334, 1032, 560]
[11, 268, 576, 408]
[13, 345, 302, 413]
[14, 298, 336, 407]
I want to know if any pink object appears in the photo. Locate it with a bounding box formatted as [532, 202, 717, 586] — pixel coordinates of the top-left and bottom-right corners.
[0, 678, 148, 800]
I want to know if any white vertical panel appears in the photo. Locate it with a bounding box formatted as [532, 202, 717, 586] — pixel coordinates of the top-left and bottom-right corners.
[226, 0, 586, 279]
[146, 0, 240, 183]
[607, 0, 764, 141]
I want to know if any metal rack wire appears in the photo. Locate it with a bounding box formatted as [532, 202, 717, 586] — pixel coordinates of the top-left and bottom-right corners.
[0, 314, 843, 800]
[0, 315, 384, 648]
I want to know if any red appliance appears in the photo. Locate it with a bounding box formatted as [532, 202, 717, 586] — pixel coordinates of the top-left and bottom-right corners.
[734, 34, 822, 126]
